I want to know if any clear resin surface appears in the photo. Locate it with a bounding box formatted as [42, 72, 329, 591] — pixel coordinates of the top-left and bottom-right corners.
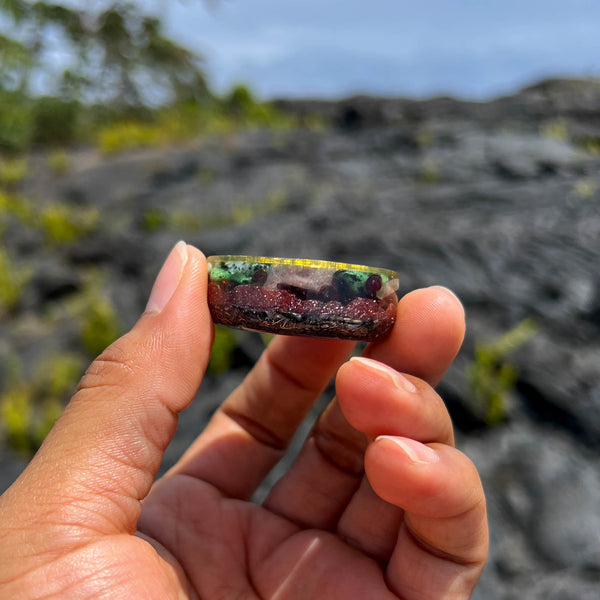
[207, 255, 399, 341]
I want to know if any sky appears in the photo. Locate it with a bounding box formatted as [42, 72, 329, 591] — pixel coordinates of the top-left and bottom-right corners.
[162, 0, 600, 100]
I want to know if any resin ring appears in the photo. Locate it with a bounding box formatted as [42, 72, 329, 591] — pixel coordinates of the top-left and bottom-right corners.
[207, 255, 399, 341]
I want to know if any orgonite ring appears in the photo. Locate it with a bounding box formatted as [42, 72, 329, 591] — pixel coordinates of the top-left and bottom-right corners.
[207, 255, 399, 342]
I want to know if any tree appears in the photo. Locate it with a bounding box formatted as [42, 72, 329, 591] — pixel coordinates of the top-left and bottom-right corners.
[0, 1, 208, 108]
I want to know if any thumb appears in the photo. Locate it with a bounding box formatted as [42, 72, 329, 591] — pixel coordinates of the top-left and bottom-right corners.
[1, 242, 213, 537]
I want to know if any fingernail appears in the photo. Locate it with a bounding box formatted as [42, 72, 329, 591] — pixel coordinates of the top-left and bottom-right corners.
[350, 356, 417, 393]
[430, 285, 464, 309]
[376, 435, 439, 464]
[145, 241, 188, 313]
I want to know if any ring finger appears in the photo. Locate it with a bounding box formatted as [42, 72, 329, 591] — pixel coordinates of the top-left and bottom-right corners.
[262, 287, 464, 529]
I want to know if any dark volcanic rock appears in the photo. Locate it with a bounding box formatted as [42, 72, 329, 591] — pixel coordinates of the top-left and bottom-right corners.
[2, 78, 600, 598]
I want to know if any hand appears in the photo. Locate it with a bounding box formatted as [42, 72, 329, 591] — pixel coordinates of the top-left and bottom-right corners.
[0, 243, 488, 599]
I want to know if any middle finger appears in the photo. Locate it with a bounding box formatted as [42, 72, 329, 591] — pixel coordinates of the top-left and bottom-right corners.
[165, 335, 354, 499]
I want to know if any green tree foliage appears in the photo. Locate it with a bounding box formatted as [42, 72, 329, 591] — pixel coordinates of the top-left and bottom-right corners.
[0, 1, 209, 150]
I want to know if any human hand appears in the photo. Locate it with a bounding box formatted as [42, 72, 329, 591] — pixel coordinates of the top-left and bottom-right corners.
[0, 243, 488, 599]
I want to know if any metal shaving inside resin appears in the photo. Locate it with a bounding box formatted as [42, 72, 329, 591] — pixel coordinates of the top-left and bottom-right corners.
[207, 256, 399, 342]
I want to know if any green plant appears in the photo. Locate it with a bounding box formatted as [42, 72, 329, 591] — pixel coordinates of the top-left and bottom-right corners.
[79, 290, 122, 357]
[141, 207, 169, 232]
[0, 190, 33, 224]
[467, 319, 537, 425]
[39, 203, 98, 245]
[95, 92, 299, 155]
[31, 353, 82, 442]
[417, 156, 440, 183]
[68, 271, 123, 358]
[540, 118, 569, 142]
[207, 326, 239, 374]
[47, 148, 71, 174]
[0, 156, 28, 188]
[579, 136, 600, 155]
[0, 352, 83, 455]
[143, 188, 287, 235]
[0, 91, 34, 152]
[573, 177, 597, 198]
[32, 96, 81, 146]
[97, 119, 163, 154]
[0, 248, 31, 316]
[0, 378, 36, 454]
[197, 167, 214, 184]
[231, 203, 254, 225]
[416, 126, 434, 148]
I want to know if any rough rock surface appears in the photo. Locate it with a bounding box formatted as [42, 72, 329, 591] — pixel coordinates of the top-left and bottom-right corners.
[2, 78, 600, 597]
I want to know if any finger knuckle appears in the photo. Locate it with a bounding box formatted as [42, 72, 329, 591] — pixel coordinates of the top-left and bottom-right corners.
[78, 336, 142, 392]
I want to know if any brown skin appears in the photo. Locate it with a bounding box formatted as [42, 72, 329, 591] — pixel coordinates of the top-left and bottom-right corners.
[0, 244, 488, 599]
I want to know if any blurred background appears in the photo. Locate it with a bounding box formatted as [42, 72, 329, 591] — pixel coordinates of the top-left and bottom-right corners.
[0, 1, 599, 598]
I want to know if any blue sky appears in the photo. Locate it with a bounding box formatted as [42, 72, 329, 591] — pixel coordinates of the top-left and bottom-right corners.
[163, 0, 600, 99]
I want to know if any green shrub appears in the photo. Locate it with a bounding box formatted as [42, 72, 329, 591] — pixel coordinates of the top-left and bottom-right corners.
[0, 193, 97, 245]
[39, 203, 98, 245]
[573, 178, 597, 198]
[47, 149, 71, 174]
[225, 84, 255, 113]
[0, 353, 83, 455]
[0, 190, 33, 224]
[197, 167, 214, 184]
[0, 91, 33, 152]
[540, 118, 569, 142]
[31, 96, 81, 146]
[0, 249, 31, 316]
[0, 381, 35, 454]
[80, 292, 122, 357]
[94, 91, 299, 155]
[467, 319, 537, 425]
[417, 157, 440, 183]
[141, 207, 169, 232]
[36, 354, 84, 399]
[0, 157, 28, 188]
[97, 120, 163, 154]
[168, 209, 205, 232]
[579, 136, 600, 155]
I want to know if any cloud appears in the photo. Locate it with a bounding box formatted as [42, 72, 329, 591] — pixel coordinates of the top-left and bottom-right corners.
[166, 0, 600, 98]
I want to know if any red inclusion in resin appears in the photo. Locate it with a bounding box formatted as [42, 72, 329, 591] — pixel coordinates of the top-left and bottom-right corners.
[208, 283, 397, 341]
